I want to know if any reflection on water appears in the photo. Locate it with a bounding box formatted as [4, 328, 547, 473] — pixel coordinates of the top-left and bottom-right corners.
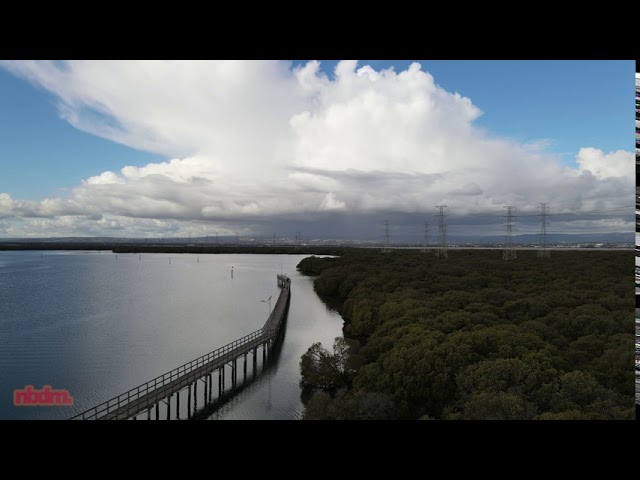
[0, 251, 343, 420]
[191, 315, 289, 420]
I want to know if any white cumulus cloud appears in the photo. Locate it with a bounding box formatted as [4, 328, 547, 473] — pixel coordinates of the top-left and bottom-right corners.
[575, 147, 634, 179]
[0, 60, 633, 238]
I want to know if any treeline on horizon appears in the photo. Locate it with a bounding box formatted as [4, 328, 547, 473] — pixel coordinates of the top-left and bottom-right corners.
[113, 245, 350, 255]
[0, 242, 350, 256]
[296, 249, 634, 420]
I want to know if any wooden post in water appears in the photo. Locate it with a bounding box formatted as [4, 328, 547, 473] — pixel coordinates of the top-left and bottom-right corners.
[166, 395, 170, 420]
[194, 380, 198, 412]
[253, 348, 257, 375]
[232, 359, 236, 388]
[187, 384, 191, 419]
[203, 376, 208, 405]
[176, 390, 180, 420]
[155, 402, 159, 421]
[244, 354, 247, 379]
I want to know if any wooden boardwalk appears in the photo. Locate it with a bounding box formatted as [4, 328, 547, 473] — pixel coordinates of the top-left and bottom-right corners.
[71, 274, 291, 420]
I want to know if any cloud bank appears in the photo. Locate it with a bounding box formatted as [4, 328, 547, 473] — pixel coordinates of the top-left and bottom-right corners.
[0, 60, 633, 238]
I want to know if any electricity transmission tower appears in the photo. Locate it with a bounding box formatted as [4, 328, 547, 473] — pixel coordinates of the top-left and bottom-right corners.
[435, 206, 447, 258]
[382, 220, 390, 253]
[502, 206, 517, 260]
[421, 221, 430, 253]
[537, 203, 550, 258]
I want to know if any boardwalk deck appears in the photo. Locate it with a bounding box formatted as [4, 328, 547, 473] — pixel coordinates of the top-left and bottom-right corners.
[71, 275, 291, 420]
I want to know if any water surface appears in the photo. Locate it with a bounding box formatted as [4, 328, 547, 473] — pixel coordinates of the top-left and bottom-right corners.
[0, 251, 343, 420]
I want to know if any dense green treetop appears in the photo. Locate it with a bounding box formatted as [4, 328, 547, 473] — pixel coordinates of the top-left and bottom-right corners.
[297, 249, 634, 420]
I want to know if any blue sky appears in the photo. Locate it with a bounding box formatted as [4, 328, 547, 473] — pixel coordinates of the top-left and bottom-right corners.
[0, 60, 634, 238]
[1, 60, 633, 201]
[302, 60, 634, 157]
[0, 68, 164, 199]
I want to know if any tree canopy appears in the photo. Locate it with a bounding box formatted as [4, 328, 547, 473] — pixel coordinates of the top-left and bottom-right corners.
[297, 249, 634, 420]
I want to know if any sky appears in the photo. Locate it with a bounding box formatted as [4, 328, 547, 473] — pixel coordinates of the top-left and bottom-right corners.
[0, 60, 635, 241]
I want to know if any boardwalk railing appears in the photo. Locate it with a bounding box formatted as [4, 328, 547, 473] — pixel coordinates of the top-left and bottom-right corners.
[71, 274, 291, 420]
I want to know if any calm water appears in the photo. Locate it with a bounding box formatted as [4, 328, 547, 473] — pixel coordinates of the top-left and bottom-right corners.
[0, 251, 343, 420]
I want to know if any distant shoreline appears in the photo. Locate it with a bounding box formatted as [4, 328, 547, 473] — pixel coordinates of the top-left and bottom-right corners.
[0, 242, 349, 256]
[0, 242, 632, 253]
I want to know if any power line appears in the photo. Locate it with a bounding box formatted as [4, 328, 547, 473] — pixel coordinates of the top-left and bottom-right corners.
[446, 206, 632, 220]
[502, 206, 516, 260]
[435, 206, 448, 258]
[511, 206, 632, 218]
